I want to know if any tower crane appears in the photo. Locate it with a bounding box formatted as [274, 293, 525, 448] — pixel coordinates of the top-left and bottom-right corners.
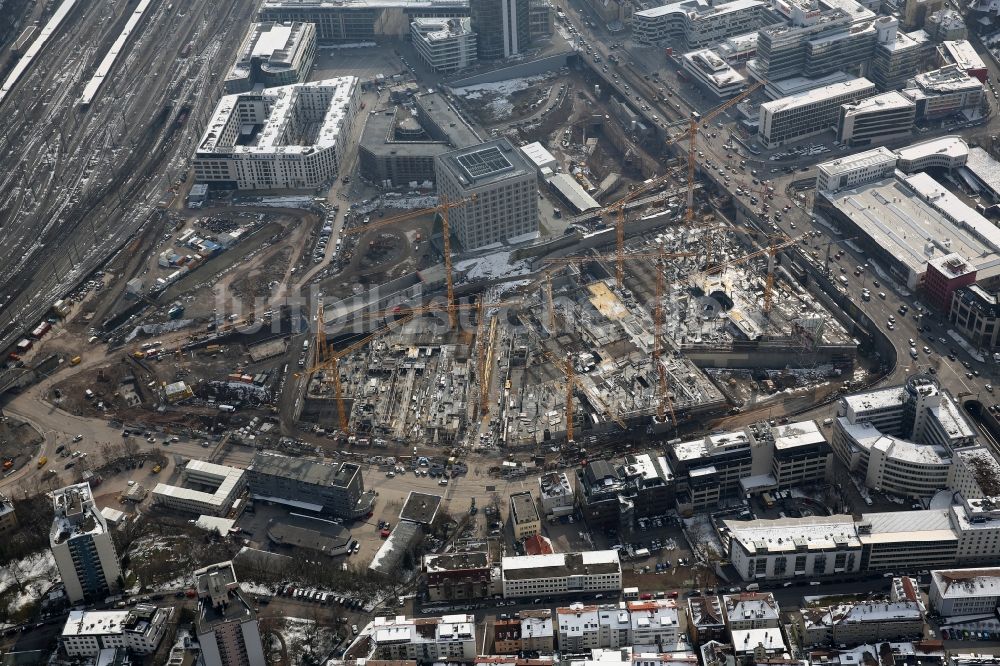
[699, 234, 806, 315]
[534, 347, 628, 443]
[341, 195, 476, 328]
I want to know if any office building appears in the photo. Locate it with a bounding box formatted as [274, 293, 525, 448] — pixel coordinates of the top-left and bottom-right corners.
[925, 8, 966, 41]
[194, 561, 266, 666]
[628, 599, 681, 646]
[902, 0, 943, 29]
[929, 567, 1000, 616]
[796, 599, 924, 646]
[814, 170, 1000, 290]
[670, 430, 753, 510]
[950, 494, 1000, 566]
[224, 22, 316, 93]
[472, 0, 530, 59]
[837, 92, 916, 146]
[434, 138, 538, 249]
[574, 454, 674, 531]
[717, 32, 759, 64]
[894, 135, 969, 171]
[348, 614, 477, 662]
[816, 147, 898, 194]
[60, 605, 172, 658]
[682, 48, 747, 98]
[358, 92, 481, 188]
[538, 472, 575, 517]
[528, 0, 553, 41]
[939, 40, 988, 82]
[423, 551, 492, 602]
[152, 460, 246, 517]
[759, 78, 876, 148]
[755, 420, 834, 489]
[831, 376, 975, 497]
[411, 18, 478, 72]
[925, 253, 977, 312]
[632, 0, 766, 49]
[193, 77, 360, 190]
[258, 0, 470, 42]
[901, 65, 985, 119]
[950, 285, 1000, 349]
[50, 483, 122, 603]
[246, 451, 375, 519]
[0, 493, 16, 534]
[510, 491, 541, 540]
[871, 22, 932, 92]
[500, 551, 622, 598]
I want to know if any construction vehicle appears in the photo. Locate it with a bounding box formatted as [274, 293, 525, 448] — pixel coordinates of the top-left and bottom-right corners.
[341, 195, 476, 328]
[70, 356, 82, 366]
[37, 456, 47, 468]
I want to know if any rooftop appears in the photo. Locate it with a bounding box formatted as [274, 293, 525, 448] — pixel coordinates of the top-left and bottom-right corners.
[423, 551, 490, 572]
[858, 509, 957, 545]
[520, 142, 557, 169]
[265, 513, 351, 553]
[907, 65, 983, 95]
[501, 550, 621, 580]
[674, 430, 751, 463]
[437, 138, 534, 189]
[818, 147, 897, 177]
[801, 600, 923, 628]
[964, 147, 1000, 198]
[400, 491, 442, 525]
[895, 135, 969, 166]
[761, 77, 875, 114]
[841, 91, 915, 115]
[51, 483, 107, 545]
[511, 491, 539, 525]
[249, 451, 358, 487]
[731, 628, 786, 654]
[634, 0, 763, 19]
[411, 16, 473, 41]
[152, 460, 244, 508]
[931, 567, 1000, 598]
[724, 514, 862, 555]
[941, 40, 986, 72]
[546, 173, 601, 212]
[262, 0, 468, 8]
[539, 472, 573, 500]
[724, 592, 780, 623]
[227, 22, 314, 86]
[929, 252, 976, 279]
[771, 420, 828, 451]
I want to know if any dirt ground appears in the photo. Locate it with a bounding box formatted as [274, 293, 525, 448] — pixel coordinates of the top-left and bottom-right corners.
[0, 418, 45, 479]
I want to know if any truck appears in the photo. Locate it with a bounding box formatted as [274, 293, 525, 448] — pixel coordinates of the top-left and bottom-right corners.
[70, 356, 82, 366]
[37, 456, 47, 468]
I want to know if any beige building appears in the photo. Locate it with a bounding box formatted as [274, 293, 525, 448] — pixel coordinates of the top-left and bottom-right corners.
[510, 491, 541, 540]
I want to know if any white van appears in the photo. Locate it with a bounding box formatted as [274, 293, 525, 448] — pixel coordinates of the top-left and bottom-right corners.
[745, 583, 760, 591]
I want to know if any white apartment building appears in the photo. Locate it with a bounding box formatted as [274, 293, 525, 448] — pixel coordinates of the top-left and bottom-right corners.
[411, 18, 478, 73]
[930, 567, 1000, 616]
[152, 460, 246, 516]
[831, 377, 976, 498]
[539, 472, 575, 517]
[816, 147, 898, 194]
[950, 495, 1000, 565]
[193, 77, 360, 190]
[435, 139, 538, 249]
[353, 614, 478, 662]
[501, 551, 622, 598]
[632, 0, 765, 49]
[61, 605, 172, 657]
[50, 483, 123, 603]
[758, 78, 876, 148]
[723, 593, 781, 631]
[555, 600, 679, 650]
[948, 447, 1000, 498]
[628, 599, 681, 646]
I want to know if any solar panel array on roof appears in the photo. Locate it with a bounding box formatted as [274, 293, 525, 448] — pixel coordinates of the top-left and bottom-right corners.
[456, 146, 512, 179]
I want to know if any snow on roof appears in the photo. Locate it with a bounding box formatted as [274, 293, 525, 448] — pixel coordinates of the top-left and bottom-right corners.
[941, 40, 987, 72]
[723, 593, 780, 623]
[895, 135, 969, 165]
[731, 628, 786, 654]
[931, 567, 1000, 598]
[761, 77, 875, 114]
[771, 420, 827, 451]
[725, 514, 861, 555]
[520, 142, 557, 169]
[62, 610, 130, 637]
[635, 0, 762, 18]
[859, 509, 957, 544]
[803, 600, 922, 628]
[818, 146, 897, 177]
[841, 91, 915, 115]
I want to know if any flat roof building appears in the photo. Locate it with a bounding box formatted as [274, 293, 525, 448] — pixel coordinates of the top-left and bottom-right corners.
[681, 48, 747, 98]
[895, 135, 969, 172]
[962, 146, 1000, 203]
[871, 21, 931, 92]
[796, 599, 924, 646]
[901, 65, 985, 119]
[510, 491, 541, 540]
[265, 513, 352, 556]
[759, 77, 876, 148]
[837, 91, 916, 147]
[632, 0, 766, 49]
[520, 142, 557, 172]
[194, 561, 266, 666]
[539, 472, 574, 517]
[50, 483, 122, 603]
[501, 551, 622, 598]
[347, 614, 477, 663]
[925, 252, 977, 312]
[259, 0, 471, 42]
[411, 17, 477, 73]
[435, 138, 538, 249]
[60, 605, 172, 658]
[193, 77, 360, 190]
[246, 451, 374, 519]
[816, 147, 898, 194]
[224, 22, 316, 93]
[940, 40, 988, 82]
[545, 172, 600, 213]
[423, 551, 492, 601]
[152, 460, 246, 517]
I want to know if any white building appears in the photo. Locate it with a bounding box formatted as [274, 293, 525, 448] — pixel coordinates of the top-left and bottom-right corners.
[520, 142, 558, 173]
[632, 0, 766, 49]
[731, 628, 787, 661]
[681, 49, 747, 98]
[193, 77, 360, 190]
[411, 17, 478, 73]
[501, 551, 622, 598]
[949, 447, 1000, 499]
[837, 91, 916, 147]
[901, 65, 984, 119]
[628, 599, 681, 646]
[816, 147, 898, 194]
[939, 40, 987, 81]
[722, 593, 781, 631]
[195, 561, 266, 666]
[950, 495, 1000, 565]
[796, 599, 924, 646]
[50, 483, 123, 603]
[895, 135, 969, 172]
[539, 471, 575, 517]
[930, 567, 1000, 616]
[758, 77, 876, 148]
[60, 605, 172, 657]
[152, 460, 246, 516]
[224, 22, 317, 93]
[352, 614, 478, 661]
[555, 600, 679, 650]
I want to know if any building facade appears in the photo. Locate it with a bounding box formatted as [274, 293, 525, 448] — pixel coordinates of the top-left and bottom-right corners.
[246, 452, 375, 519]
[434, 139, 538, 249]
[195, 561, 267, 666]
[930, 567, 1000, 616]
[60, 606, 172, 658]
[193, 77, 360, 190]
[411, 18, 478, 72]
[759, 78, 876, 149]
[471, 0, 529, 59]
[152, 460, 246, 516]
[816, 147, 898, 194]
[224, 22, 317, 93]
[949, 285, 1000, 349]
[632, 0, 765, 49]
[350, 614, 478, 662]
[510, 491, 541, 540]
[259, 0, 470, 42]
[50, 483, 123, 603]
[926, 253, 977, 312]
[837, 92, 917, 147]
[501, 551, 622, 598]
[424, 551, 492, 601]
[539, 472, 574, 517]
[901, 65, 985, 119]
